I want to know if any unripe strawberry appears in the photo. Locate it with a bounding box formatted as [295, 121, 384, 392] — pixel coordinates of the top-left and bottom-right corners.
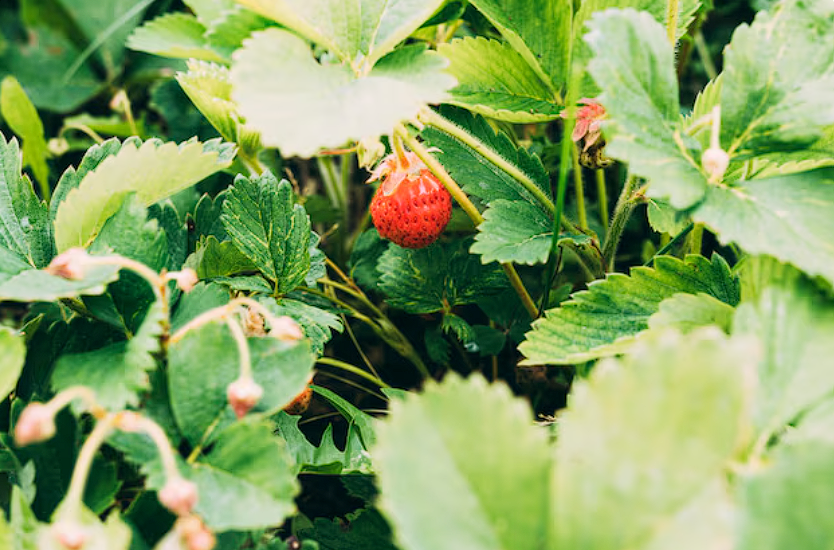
[368, 151, 452, 249]
[158, 476, 199, 517]
[14, 403, 56, 446]
[227, 377, 263, 418]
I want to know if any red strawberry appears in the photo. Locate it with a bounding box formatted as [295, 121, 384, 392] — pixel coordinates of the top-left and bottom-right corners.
[368, 151, 452, 249]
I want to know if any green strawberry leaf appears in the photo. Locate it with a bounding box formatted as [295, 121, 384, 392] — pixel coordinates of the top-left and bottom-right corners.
[421, 106, 551, 207]
[467, 0, 572, 92]
[734, 263, 834, 444]
[585, 9, 707, 209]
[471, 199, 592, 265]
[438, 37, 561, 122]
[0, 132, 52, 267]
[220, 170, 311, 294]
[204, 5, 274, 59]
[176, 60, 262, 158]
[190, 420, 298, 530]
[1, 77, 49, 192]
[721, 1, 834, 159]
[736, 441, 834, 550]
[170, 281, 231, 332]
[231, 31, 454, 157]
[51, 300, 163, 411]
[168, 320, 314, 446]
[183, 0, 237, 26]
[373, 373, 552, 550]
[648, 292, 735, 333]
[554, 328, 750, 549]
[520, 254, 739, 365]
[274, 412, 373, 475]
[299, 507, 397, 550]
[126, 12, 225, 62]
[377, 240, 508, 314]
[0, 327, 25, 400]
[235, 0, 446, 68]
[185, 235, 257, 279]
[54, 137, 235, 252]
[50, 137, 128, 223]
[0, 24, 104, 113]
[692, 168, 834, 287]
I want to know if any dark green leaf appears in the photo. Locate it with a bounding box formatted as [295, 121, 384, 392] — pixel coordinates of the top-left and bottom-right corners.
[0, 132, 51, 267]
[221, 171, 311, 294]
[260, 297, 342, 355]
[421, 106, 551, 208]
[300, 508, 397, 550]
[520, 254, 739, 365]
[274, 412, 372, 475]
[377, 240, 508, 314]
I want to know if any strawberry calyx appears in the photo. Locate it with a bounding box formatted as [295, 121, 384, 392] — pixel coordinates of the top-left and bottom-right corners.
[367, 151, 427, 196]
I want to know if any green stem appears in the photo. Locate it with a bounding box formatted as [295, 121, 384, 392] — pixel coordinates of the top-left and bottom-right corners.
[418, 109, 582, 234]
[689, 223, 705, 255]
[571, 144, 588, 230]
[397, 124, 539, 319]
[595, 169, 609, 226]
[694, 30, 718, 80]
[316, 357, 391, 388]
[313, 371, 388, 401]
[601, 174, 641, 271]
[666, 0, 680, 45]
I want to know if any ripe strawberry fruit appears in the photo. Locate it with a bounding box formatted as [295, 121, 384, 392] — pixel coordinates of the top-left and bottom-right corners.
[368, 151, 452, 249]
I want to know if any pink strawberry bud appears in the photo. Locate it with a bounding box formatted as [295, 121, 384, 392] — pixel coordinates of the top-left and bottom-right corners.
[14, 403, 56, 446]
[46, 248, 91, 280]
[50, 519, 88, 550]
[158, 477, 199, 517]
[270, 316, 304, 341]
[176, 516, 215, 550]
[226, 378, 263, 418]
[171, 269, 199, 293]
[702, 146, 730, 182]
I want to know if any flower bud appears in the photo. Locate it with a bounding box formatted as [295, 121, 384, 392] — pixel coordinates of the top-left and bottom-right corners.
[270, 316, 304, 341]
[702, 146, 730, 182]
[226, 378, 264, 418]
[14, 403, 56, 446]
[46, 248, 91, 280]
[47, 519, 88, 550]
[170, 269, 199, 293]
[158, 477, 199, 517]
[176, 516, 215, 550]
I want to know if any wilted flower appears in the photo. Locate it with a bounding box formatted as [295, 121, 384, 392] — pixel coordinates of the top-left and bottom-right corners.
[226, 378, 264, 418]
[564, 98, 607, 152]
[14, 402, 56, 446]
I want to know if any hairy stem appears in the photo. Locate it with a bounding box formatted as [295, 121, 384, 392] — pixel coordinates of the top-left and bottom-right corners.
[602, 175, 641, 271]
[666, 0, 680, 45]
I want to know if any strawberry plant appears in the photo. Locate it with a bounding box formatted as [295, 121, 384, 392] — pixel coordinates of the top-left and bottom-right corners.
[2, 0, 834, 549]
